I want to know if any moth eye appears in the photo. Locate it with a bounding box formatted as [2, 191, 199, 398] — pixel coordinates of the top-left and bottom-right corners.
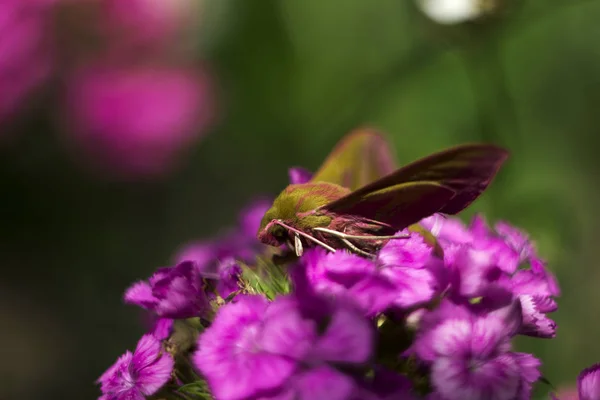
[271, 225, 285, 238]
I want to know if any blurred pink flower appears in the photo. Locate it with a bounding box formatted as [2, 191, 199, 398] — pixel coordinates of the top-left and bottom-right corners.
[0, 0, 54, 125]
[64, 64, 213, 178]
[102, 0, 201, 49]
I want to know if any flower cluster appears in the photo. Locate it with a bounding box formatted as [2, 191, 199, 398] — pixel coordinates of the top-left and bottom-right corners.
[98, 167, 598, 400]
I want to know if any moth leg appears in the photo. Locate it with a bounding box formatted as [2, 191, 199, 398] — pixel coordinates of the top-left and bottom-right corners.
[313, 227, 410, 241]
[294, 234, 304, 257]
[286, 239, 295, 252]
[340, 238, 375, 258]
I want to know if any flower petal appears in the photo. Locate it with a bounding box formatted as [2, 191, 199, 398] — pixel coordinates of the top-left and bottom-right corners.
[136, 351, 174, 396]
[132, 334, 162, 371]
[312, 306, 373, 363]
[124, 281, 157, 309]
[288, 167, 313, 184]
[578, 363, 600, 400]
[193, 295, 295, 400]
[518, 295, 557, 338]
[293, 366, 356, 400]
[260, 297, 316, 360]
[378, 230, 432, 269]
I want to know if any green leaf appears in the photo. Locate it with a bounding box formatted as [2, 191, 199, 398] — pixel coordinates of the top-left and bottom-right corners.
[178, 380, 213, 399]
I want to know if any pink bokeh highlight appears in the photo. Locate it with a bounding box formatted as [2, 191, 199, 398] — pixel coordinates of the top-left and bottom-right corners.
[63, 64, 214, 178]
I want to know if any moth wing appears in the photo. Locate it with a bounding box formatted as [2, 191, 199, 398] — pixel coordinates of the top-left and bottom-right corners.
[320, 181, 456, 230]
[310, 128, 397, 191]
[321, 143, 508, 216]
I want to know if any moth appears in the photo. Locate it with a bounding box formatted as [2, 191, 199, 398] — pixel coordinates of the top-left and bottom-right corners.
[257, 129, 509, 258]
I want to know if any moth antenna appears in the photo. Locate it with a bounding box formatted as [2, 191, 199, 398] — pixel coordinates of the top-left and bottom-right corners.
[340, 238, 375, 259]
[313, 227, 410, 241]
[294, 234, 304, 257]
[273, 220, 337, 253]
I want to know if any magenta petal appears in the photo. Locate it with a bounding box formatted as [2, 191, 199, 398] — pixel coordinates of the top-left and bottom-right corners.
[384, 266, 439, 308]
[193, 296, 295, 400]
[453, 246, 498, 298]
[511, 268, 555, 298]
[97, 334, 173, 399]
[132, 334, 162, 370]
[431, 354, 521, 400]
[97, 351, 134, 393]
[514, 352, 541, 399]
[210, 353, 296, 400]
[154, 274, 209, 318]
[429, 319, 472, 358]
[288, 167, 313, 184]
[260, 298, 316, 360]
[518, 295, 557, 338]
[470, 315, 512, 358]
[323, 250, 376, 285]
[531, 257, 561, 296]
[578, 363, 600, 400]
[347, 275, 398, 316]
[378, 230, 432, 269]
[124, 281, 157, 309]
[312, 306, 373, 363]
[129, 261, 210, 319]
[137, 354, 174, 395]
[486, 297, 523, 338]
[495, 221, 536, 261]
[421, 214, 473, 244]
[102, 388, 145, 400]
[514, 352, 541, 383]
[293, 366, 356, 400]
[152, 318, 174, 340]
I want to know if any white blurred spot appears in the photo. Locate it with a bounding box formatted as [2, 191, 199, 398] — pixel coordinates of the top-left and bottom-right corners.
[416, 0, 487, 25]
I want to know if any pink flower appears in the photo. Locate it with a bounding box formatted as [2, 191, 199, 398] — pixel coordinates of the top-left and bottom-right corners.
[64, 64, 213, 178]
[579, 364, 600, 400]
[97, 334, 174, 400]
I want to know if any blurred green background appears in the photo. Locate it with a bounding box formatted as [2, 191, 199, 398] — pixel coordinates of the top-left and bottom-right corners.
[2, 0, 600, 399]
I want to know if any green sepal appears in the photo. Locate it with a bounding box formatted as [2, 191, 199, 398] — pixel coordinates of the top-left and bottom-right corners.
[537, 375, 556, 390]
[177, 380, 213, 399]
[240, 255, 291, 300]
[165, 319, 201, 357]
